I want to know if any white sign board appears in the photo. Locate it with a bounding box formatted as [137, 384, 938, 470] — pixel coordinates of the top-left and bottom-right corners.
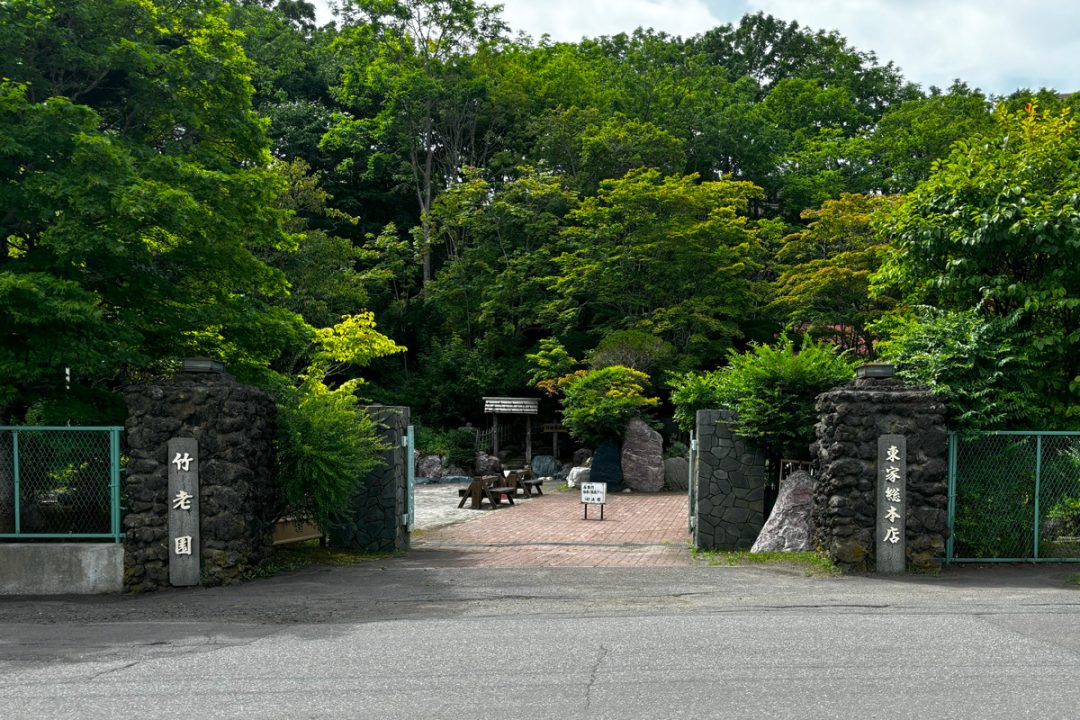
[581, 482, 607, 505]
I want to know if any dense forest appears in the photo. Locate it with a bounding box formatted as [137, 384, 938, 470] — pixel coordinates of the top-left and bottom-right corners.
[3, 0, 1079, 439]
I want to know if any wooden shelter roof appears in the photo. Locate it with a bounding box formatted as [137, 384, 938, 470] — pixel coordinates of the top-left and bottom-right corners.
[483, 397, 539, 414]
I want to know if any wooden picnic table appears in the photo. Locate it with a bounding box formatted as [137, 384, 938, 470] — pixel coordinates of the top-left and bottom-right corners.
[457, 475, 515, 509]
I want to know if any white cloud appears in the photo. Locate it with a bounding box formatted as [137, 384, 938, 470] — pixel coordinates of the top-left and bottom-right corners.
[308, 0, 1080, 95]
[493, 0, 718, 42]
[745, 0, 1080, 94]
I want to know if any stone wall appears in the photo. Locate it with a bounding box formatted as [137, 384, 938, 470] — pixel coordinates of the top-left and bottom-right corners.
[813, 377, 948, 572]
[123, 370, 277, 592]
[693, 409, 767, 550]
[329, 406, 410, 553]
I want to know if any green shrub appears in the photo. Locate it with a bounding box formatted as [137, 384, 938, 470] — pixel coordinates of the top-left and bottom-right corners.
[874, 306, 1045, 430]
[275, 379, 387, 534]
[561, 365, 658, 446]
[669, 370, 724, 432]
[586, 330, 673, 374]
[671, 335, 855, 459]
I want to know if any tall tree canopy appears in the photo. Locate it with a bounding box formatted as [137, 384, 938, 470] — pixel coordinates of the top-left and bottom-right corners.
[0, 0, 306, 417]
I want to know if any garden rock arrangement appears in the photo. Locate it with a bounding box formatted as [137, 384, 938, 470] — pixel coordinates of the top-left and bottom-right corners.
[664, 457, 689, 491]
[567, 466, 591, 487]
[751, 470, 814, 553]
[573, 448, 593, 466]
[123, 370, 277, 592]
[813, 377, 949, 572]
[416, 454, 445, 479]
[591, 439, 624, 491]
[620, 419, 664, 492]
[475, 451, 502, 475]
[531, 454, 560, 478]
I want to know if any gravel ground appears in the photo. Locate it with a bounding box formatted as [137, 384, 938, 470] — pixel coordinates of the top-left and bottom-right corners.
[412, 480, 538, 531]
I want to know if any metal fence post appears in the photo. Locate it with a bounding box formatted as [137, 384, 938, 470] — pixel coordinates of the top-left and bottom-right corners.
[12, 429, 20, 536]
[1033, 434, 1042, 562]
[688, 431, 697, 534]
[945, 432, 957, 563]
[110, 427, 122, 543]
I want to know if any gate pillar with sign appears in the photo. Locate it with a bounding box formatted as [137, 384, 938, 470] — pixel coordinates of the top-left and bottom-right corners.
[328, 406, 411, 553]
[812, 365, 949, 573]
[123, 361, 277, 592]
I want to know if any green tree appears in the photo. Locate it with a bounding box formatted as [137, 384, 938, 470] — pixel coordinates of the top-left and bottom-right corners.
[0, 0, 308, 417]
[875, 103, 1080, 417]
[770, 193, 898, 354]
[866, 82, 993, 193]
[327, 0, 507, 284]
[561, 366, 659, 446]
[548, 169, 765, 367]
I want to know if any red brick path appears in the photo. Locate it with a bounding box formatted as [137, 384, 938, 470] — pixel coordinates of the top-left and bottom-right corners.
[412, 489, 694, 567]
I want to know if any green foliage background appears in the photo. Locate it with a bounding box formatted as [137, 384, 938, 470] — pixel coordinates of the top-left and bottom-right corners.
[3, 0, 1079, 453]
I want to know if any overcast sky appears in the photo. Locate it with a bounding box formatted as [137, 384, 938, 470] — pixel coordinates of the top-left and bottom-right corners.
[311, 1, 1078, 96]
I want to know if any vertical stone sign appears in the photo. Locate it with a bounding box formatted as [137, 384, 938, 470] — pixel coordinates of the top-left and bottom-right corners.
[876, 434, 906, 574]
[168, 437, 200, 587]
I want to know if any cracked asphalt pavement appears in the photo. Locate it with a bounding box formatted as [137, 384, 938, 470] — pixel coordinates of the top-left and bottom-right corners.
[3, 561, 1080, 719]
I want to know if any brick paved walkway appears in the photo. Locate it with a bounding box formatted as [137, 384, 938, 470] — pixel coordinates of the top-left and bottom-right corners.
[411, 488, 694, 567]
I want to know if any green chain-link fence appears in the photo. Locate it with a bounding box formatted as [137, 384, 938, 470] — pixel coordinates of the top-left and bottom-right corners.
[0, 427, 122, 542]
[947, 431, 1080, 562]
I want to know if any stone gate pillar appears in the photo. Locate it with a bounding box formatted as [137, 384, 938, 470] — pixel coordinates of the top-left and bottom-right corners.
[329, 405, 410, 553]
[693, 409, 766, 550]
[812, 366, 948, 572]
[123, 362, 277, 591]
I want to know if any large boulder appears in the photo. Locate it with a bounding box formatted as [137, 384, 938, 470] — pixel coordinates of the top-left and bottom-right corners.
[474, 452, 502, 476]
[751, 470, 815, 553]
[566, 466, 591, 488]
[591, 439, 624, 491]
[531, 454, 560, 478]
[664, 456, 690, 491]
[572, 448, 593, 467]
[416, 454, 444, 479]
[620, 419, 664, 492]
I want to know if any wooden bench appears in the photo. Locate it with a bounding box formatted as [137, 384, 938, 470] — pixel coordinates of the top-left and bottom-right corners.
[522, 477, 544, 496]
[457, 476, 513, 509]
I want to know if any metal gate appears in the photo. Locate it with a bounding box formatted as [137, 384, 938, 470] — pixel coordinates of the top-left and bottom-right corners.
[947, 431, 1080, 563]
[403, 424, 415, 532]
[688, 431, 697, 533]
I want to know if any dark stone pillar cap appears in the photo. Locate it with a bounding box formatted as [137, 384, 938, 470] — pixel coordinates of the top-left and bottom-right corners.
[855, 363, 896, 379]
[182, 357, 225, 374]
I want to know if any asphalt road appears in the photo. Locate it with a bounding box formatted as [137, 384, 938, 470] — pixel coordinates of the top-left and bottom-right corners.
[3, 562, 1080, 719]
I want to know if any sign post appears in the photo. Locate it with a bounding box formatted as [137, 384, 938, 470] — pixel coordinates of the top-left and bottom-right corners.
[581, 481, 607, 520]
[167, 437, 200, 587]
[876, 434, 906, 574]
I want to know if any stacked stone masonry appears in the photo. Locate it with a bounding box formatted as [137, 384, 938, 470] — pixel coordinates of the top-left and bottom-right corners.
[123, 371, 277, 592]
[693, 409, 766, 550]
[813, 377, 949, 572]
[329, 406, 410, 553]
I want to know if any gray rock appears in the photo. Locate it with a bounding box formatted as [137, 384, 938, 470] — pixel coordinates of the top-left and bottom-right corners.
[572, 448, 593, 466]
[474, 452, 501, 476]
[566, 466, 590, 488]
[591, 439, 623, 491]
[416, 454, 444, 479]
[620, 419, 664, 492]
[664, 456, 690, 491]
[531, 454, 560, 478]
[751, 470, 815, 553]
